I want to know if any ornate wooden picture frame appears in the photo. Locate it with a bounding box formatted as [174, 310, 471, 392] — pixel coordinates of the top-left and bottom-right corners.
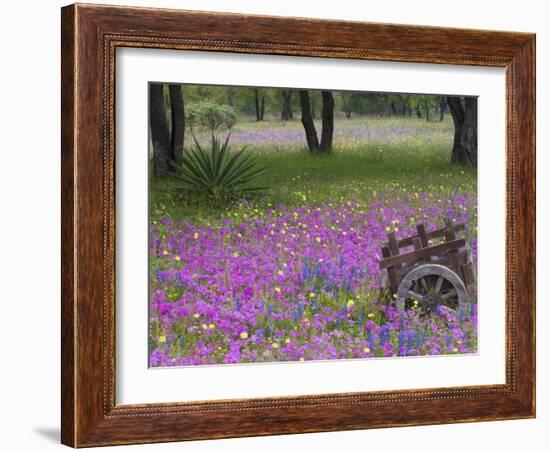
[61, 3, 535, 447]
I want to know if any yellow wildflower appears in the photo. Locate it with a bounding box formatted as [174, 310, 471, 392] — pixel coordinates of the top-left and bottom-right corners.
[240, 332, 248, 339]
[158, 335, 166, 343]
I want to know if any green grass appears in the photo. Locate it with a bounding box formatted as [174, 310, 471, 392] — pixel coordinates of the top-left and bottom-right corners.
[150, 117, 477, 222]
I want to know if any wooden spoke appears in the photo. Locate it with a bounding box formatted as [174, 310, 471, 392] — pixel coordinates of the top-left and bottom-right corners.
[434, 276, 444, 293]
[441, 289, 457, 301]
[407, 290, 424, 302]
[420, 277, 430, 292]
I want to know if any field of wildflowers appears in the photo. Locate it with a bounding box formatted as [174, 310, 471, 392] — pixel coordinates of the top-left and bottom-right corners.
[149, 117, 478, 367]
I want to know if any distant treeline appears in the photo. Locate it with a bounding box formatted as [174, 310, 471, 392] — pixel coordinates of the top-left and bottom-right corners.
[149, 83, 477, 177]
[168, 85, 448, 121]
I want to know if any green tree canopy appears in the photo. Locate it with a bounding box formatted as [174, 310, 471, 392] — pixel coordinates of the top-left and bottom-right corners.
[186, 102, 237, 134]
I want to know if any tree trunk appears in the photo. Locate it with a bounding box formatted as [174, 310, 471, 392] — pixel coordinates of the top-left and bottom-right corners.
[390, 103, 397, 115]
[424, 99, 430, 122]
[438, 96, 446, 121]
[168, 84, 184, 165]
[254, 89, 261, 121]
[149, 83, 171, 176]
[447, 96, 477, 166]
[341, 93, 352, 119]
[377, 103, 384, 117]
[260, 94, 265, 120]
[281, 89, 293, 120]
[320, 91, 334, 152]
[299, 90, 319, 152]
[415, 106, 423, 118]
[226, 87, 234, 106]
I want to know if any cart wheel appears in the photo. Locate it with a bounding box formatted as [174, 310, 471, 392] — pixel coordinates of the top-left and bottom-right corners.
[396, 264, 467, 314]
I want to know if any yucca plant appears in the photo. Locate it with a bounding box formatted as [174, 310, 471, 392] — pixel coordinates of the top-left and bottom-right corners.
[170, 135, 268, 202]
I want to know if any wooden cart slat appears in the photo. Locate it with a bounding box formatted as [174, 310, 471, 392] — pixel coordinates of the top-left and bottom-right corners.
[379, 238, 466, 269]
[396, 223, 465, 248]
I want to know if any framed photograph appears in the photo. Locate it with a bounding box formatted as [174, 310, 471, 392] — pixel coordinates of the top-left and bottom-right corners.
[61, 3, 535, 447]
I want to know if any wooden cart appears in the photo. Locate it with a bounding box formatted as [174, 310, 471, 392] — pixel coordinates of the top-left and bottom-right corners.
[379, 219, 476, 313]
